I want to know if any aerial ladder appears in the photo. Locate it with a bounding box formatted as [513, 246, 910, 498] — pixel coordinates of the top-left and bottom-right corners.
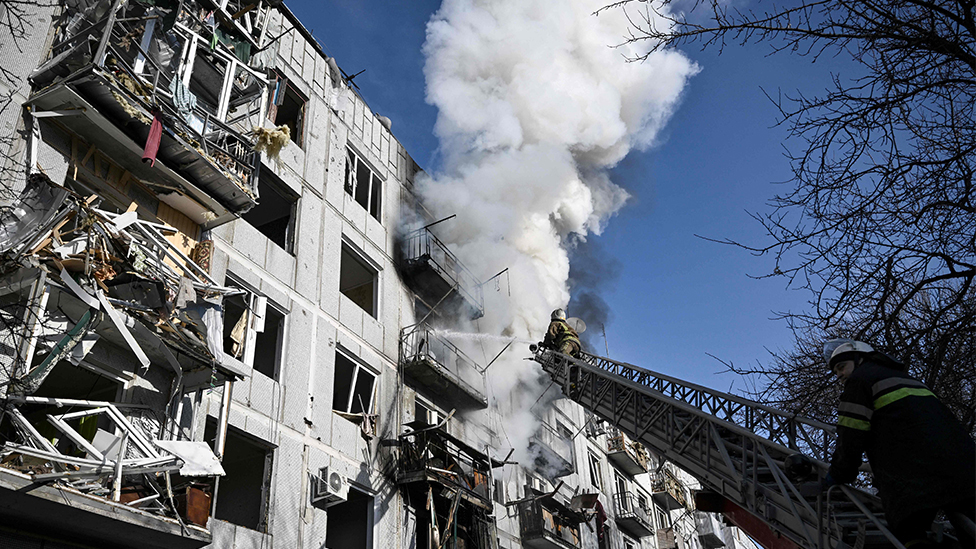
[531, 347, 907, 549]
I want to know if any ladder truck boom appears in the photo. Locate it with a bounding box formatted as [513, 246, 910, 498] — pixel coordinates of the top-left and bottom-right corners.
[531, 347, 904, 549]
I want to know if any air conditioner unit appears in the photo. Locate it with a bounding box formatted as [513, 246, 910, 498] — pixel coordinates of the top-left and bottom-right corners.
[311, 466, 348, 507]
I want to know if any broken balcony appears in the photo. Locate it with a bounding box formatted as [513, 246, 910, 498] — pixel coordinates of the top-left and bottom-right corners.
[606, 431, 649, 477]
[400, 226, 484, 319]
[612, 492, 654, 538]
[696, 511, 726, 549]
[29, 0, 270, 228]
[398, 422, 499, 510]
[400, 326, 488, 410]
[517, 489, 583, 549]
[527, 422, 575, 479]
[651, 469, 687, 511]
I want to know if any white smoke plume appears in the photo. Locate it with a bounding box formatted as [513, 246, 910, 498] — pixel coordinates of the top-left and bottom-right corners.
[417, 0, 697, 466]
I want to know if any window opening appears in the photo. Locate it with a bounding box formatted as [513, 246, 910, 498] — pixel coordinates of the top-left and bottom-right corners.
[588, 452, 603, 491]
[252, 305, 284, 380]
[615, 474, 627, 497]
[242, 169, 298, 253]
[333, 351, 376, 415]
[325, 487, 374, 549]
[221, 276, 282, 379]
[268, 74, 306, 149]
[339, 243, 378, 317]
[206, 420, 273, 532]
[344, 148, 382, 221]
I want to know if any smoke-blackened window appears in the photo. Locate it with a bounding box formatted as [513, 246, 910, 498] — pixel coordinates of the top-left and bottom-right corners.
[344, 148, 382, 221]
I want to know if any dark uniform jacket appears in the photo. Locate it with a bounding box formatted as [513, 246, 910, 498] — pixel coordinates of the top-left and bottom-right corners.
[543, 319, 580, 352]
[829, 354, 976, 528]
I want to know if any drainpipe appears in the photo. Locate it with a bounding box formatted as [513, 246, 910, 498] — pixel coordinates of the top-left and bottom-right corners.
[211, 380, 234, 520]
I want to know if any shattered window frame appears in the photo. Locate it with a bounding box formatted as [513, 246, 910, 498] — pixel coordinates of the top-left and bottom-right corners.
[267, 71, 307, 149]
[332, 348, 377, 416]
[588, 451, 603, 492]
[222, 274, 285, 381]
[344, 147, 383, 221]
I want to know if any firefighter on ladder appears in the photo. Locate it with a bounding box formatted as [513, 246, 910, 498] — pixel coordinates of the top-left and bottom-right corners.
[823, 339, 976, 548]
[543, 309, 581, 358]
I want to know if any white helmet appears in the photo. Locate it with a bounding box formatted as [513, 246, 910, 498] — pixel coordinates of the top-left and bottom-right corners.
[551, 308, 566, 321]
[823, 339, 874, 370]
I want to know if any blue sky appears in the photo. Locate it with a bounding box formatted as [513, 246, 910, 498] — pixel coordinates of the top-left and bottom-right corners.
[291, 0, 846, 392]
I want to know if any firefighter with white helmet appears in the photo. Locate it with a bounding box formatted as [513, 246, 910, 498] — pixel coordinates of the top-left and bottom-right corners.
[542, 308, 581, 358]
[823, 338, 975, 547]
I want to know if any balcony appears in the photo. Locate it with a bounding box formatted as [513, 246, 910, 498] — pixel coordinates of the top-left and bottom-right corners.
[29, 2, 269, 228]
[398, 424, 498, 509]
[696, 511, 726, 548]
[400, 326, 488, 410]
[606, 432, 649, 477]
[612, 492, 654, 538]
[517, 491, 583, 549]
[651, 469, 687, 511]
[400, 226, 484, 319]
[527, 422, 575, 479]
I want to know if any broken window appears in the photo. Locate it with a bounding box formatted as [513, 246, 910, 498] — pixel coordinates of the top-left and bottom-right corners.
[242, 168, 299, 253]
[252, 305, 285, 380]
[267, 74, 306, 149]
[221, 276, 283, 380]
[333, 350, 376, 415]
[206, 420, 273, 532]
[344, 148, 382, 221]
[588, 452, 603, 491]
[414, 397, 440, 426]
[339, 243, 378, 317]
[326, 487, 374, 549]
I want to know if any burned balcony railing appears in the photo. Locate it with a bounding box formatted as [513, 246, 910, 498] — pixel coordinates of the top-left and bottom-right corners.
[695, 511, 726, 548]
[400, 325, 488, 410]
[651, 469, 687, 511]
[29, 1, 270, 225]
[397, 425, 495, 509]
[527, 422, 575, 479]
[516, 491, 582, 549]
[400, 226, 484, 319]
[606, 431, 649, 477]
[612, 492, 654, 538]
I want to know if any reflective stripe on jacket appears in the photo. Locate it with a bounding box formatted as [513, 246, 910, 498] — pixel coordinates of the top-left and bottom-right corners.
[829, 356, 976, 528]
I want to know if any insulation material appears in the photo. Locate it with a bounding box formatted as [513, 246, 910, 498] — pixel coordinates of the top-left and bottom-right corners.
[252, 124, 291, 161]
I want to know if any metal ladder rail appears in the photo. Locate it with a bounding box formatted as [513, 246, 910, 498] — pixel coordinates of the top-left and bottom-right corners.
[534, 349, 892, 549]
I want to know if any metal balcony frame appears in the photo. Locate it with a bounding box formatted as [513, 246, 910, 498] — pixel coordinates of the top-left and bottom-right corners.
[399, 324, 488, 409]
[401, 226, 484, 318]
[612, 491, 654, 538]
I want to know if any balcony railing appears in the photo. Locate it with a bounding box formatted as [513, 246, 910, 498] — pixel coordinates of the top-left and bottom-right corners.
[527, 422, 575, 478]
[651, 469, 687, 510]
[400, 325, 488, 410]
[517, 497, 581, 549]
[401, 226, 484, 319]
[398, 427, 493, 508]
[29, 2, 268, 222]
[606, 432, 649, 476]
[612, 492, 654, 538]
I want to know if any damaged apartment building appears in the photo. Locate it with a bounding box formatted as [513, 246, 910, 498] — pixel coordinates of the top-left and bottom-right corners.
[0, 1, 755, 549]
